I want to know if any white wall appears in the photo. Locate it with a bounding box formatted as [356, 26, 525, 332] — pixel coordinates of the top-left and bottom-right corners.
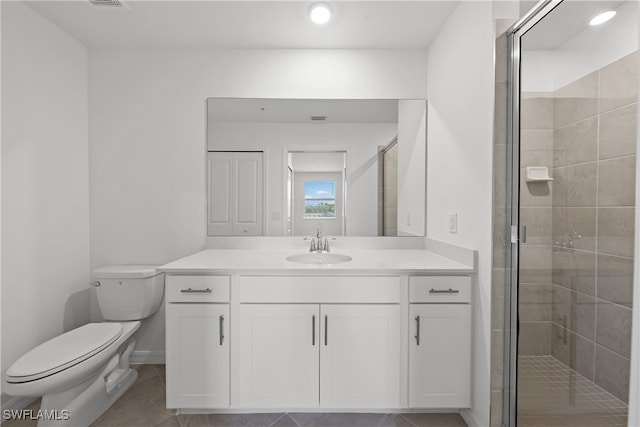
[210, 122, 397, 236]
[397, 100, 427, 237]
[0, 0, 3, 406]
[426, 2, 495, 426]
[1, 1, 90, 406]
[88, 48, 428, 353]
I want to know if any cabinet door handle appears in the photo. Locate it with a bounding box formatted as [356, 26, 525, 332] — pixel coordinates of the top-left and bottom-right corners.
[180, 288, 212, 293]
[324, 315, 328, 346]
[219, 315, 224, 346]
[415, 316, 420, 346]
[312, 315, 316, 346]
[429, 288, 459, 294]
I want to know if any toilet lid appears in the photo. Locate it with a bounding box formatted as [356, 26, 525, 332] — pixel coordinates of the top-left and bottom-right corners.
[6, 323, 123, 383]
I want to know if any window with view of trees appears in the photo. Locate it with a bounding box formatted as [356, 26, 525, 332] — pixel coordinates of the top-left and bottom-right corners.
[304, 182, 336, 218]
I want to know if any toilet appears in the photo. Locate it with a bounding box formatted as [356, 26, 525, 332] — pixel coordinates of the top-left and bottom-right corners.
[4, 265, 165, 427]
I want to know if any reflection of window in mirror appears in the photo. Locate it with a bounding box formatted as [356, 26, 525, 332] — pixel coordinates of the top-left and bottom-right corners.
[292, 167, 344, 237]
[304, 182, 336, 219]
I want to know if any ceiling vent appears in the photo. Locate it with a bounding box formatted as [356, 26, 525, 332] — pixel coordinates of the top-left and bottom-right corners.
[310, 116, 327, 121]
[88, 0, 130, 10]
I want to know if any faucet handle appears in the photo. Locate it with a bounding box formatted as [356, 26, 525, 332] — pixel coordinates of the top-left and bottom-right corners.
[304, 237, 317, 252]
[323, 237, 336, 252]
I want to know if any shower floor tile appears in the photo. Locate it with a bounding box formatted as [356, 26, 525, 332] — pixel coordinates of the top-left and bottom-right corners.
[517, 355, 627, 427]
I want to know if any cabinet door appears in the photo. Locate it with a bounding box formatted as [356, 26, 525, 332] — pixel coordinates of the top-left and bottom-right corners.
[320, 304, 400, 408]
[166, 304, 229, 408]
[238, 304, 320, 408]
[409, 304, 471, 408]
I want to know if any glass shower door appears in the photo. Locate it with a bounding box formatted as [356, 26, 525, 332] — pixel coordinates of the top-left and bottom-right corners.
[507, 1, 638, 425]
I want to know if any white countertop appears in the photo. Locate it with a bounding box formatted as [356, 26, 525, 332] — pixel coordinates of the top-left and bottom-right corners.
[158, 249, 474, 275]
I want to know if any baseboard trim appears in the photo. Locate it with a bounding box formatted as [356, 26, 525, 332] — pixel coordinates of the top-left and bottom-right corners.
[130, 350, 165, 364]
[460, 408, 484, 427]
[177, 408, 465, 415]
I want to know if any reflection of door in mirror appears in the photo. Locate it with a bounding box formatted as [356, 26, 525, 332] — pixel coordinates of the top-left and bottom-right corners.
[207, 151, 263, 236]
[379, 138, 398, 236]
[289, 152, 346, 236]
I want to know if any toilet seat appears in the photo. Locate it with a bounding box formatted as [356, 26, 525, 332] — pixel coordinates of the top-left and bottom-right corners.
[6, 323, 123, 383]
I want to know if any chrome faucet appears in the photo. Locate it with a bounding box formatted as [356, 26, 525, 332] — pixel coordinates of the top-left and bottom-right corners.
[304, 228, 335, 253]
[315, 228, 323, 252]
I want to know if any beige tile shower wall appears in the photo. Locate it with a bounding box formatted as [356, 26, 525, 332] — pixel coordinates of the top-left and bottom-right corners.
[550, 51, 637, 403]
[490, 21, 511, 427]
[518, 91, 555, 356]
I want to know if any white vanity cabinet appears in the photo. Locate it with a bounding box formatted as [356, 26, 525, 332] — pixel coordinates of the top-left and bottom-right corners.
[165, 276, 230, 408]
[409, 276, 471, 408]
[160, 252, 476, 412]
[237, 276, 401, 409]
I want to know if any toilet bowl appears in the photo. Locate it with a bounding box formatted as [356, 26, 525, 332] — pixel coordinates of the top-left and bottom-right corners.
[4, 265, 164, 427]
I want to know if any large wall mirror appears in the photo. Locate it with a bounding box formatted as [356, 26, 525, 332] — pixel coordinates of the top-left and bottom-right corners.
[207, 98, 426, 237]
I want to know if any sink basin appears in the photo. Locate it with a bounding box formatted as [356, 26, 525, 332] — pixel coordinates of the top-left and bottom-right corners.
[286, 252, 352, 265]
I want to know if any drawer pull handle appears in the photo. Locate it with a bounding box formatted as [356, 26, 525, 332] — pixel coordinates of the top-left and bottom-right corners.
[219, 315, 225, 346]
[180, 288, 212, 293]
[415, 316, 420, 346]
[429, 288, 459, 294]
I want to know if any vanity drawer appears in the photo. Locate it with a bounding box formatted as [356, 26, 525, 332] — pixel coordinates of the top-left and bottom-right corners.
[238, 276, 400, 303]
[409, 276, 471, 303]
[166, 275, 230, 303]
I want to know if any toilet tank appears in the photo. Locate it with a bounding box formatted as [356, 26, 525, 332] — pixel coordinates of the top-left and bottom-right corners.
[92, 265, 165, 321]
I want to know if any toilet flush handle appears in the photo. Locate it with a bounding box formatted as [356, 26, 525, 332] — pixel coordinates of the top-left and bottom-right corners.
[89, 281, 101, 287]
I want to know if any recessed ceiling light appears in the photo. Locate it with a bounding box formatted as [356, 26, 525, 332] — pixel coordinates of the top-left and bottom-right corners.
[589, 10, 616, 26]
[309, 2, 332, 25]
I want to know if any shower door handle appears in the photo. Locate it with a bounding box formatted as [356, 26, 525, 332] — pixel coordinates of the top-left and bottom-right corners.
[510, 225, 527, 243]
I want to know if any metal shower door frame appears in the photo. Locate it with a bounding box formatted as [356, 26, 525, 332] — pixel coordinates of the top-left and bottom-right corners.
[502, 1, 563, 425]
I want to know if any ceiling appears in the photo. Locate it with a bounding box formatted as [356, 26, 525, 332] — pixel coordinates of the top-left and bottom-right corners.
[521, 0, 627, 50]
[26, 1, 458, 49]
[208, 99, 399, 123]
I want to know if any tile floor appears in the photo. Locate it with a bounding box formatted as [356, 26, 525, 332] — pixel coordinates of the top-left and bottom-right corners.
[517, 356, 628, 427]
[3, 365, 468, 427]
